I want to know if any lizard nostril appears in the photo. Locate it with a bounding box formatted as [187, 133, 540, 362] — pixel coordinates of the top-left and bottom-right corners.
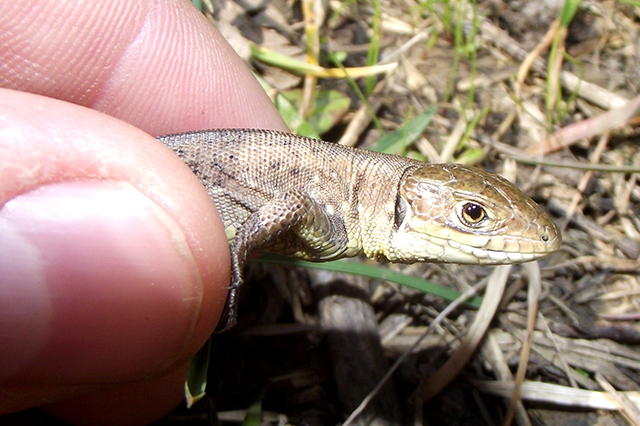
[541, 234, 549, 242]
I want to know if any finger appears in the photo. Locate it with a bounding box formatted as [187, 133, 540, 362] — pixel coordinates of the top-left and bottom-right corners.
[0, 0, 288, 134]
[45, 364, 190, 426]
[0, 90, 228, 396]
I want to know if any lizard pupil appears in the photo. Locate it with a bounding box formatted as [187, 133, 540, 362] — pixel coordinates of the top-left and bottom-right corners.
[462, 203, 485, 225]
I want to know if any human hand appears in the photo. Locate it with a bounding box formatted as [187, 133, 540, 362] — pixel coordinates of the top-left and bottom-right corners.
[0, 1, 287, 424]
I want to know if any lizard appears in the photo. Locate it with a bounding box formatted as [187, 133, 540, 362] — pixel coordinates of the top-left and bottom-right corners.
[157, 128, 562, 331]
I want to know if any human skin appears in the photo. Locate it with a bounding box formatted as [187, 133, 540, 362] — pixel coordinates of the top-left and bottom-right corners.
[0, 1, 287, 424]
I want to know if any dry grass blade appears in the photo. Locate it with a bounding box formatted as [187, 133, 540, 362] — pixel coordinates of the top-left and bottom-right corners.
[504, 263, 541, 426]
[560, 131, 611, 230]
[473, 380, 640, 411]
[514, 18, 561, 100]
[596, 373, 640, 426]
[481, 332, 531, 426]
[530, 93, 640, 154]
[343, 274, 488, 426]
[492, 329, 640, 382]
[420, 265, 512, 401]
[478, 18, 629, 110]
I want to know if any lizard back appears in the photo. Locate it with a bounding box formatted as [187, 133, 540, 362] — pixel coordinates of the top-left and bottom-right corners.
[158, 128, 421, 259]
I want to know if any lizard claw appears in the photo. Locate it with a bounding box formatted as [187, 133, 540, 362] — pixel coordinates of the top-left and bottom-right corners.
[213, 249, 244, 332]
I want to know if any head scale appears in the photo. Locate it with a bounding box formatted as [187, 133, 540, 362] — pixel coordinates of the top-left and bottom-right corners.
[387, 164, 561, 264]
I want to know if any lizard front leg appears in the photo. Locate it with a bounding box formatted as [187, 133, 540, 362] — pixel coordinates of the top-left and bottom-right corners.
[216, 189, 349, 332]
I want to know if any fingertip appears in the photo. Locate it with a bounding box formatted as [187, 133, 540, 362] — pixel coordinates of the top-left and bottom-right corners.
[44, 363, 190, 426]
[0, 93, 230, 386]
[0, 181, 218, 381]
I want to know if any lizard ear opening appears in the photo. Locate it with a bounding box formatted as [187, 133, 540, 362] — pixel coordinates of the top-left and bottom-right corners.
[393, 193, 408, 231]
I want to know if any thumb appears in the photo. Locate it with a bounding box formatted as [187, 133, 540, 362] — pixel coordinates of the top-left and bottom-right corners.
[0, 89, 229, 410]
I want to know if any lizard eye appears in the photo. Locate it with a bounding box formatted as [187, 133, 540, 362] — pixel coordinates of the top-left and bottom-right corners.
[460, 202, 486, 226]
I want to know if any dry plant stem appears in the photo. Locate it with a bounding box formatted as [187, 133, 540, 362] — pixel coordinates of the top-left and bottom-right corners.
[533, 92, 640, 155]
[515, 19, 561, 101]
[595, 373, 640, 426]
[548, 293, 581, 329]
[497, 326, 640, 388]
[561, 132, 611, 230]
[301, 0, 322, 118]
[338, 79, 387, 147]
[342, 278, 489, 426]
[301, 76, 318, 120]
[616, 156, 640, 241]
[457, 67, 517, 92]
[478, 19, 628, 110]
[540, 306, 579, 388]
[503, 158, 532, 194]
[565, 256, 640, 273]
[474, 380, 640, 411]
[503, 262, 540, 426]
[421, 265, 513, 401]
[480, 332, 531, 426]
[614, 154, 640, 216]
[377, 27, 431, 65]
[415, 137, 442, 163]
[547, 26, 567, 119]
[498, 151, 640, 173]
[440, 113, 469, 162]
[539, 314, 578, 388]
[489, 137, 640, 174]
[495, 109, 518, 140]
[599, 313, 640, 321]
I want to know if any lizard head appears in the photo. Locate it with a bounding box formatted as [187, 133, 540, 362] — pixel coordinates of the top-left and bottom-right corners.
[387, 163, 561, 264]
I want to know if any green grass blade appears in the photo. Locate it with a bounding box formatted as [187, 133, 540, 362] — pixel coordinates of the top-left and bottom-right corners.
[368, 106, 437, 155]
[560, 0, 582, 27]
[184, 338, 211, 407]
[255, 255, 483, 308]
[241, 398, 263, 426]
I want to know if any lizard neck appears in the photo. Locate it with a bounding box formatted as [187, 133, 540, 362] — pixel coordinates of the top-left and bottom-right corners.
[349, 158, 421, 262]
